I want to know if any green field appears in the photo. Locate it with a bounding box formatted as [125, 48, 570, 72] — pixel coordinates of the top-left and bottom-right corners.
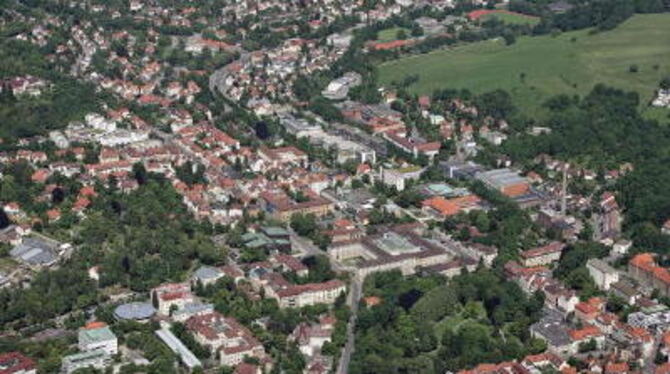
[481, 12, 540, 25]
[377, 27, 411, 42]
[379, 14, 670, 121]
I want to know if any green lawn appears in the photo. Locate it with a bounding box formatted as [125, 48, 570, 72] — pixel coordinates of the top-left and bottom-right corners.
[482, 12, 540, 25]
[378, 14, 670, 122]
[377, 27, 411, 43]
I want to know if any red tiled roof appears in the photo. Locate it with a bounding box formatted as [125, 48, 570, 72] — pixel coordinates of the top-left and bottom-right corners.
[656, 363, 670, 374]
[73, 197, 91, 210]
[575, 302, 598, 316]
[568, 325, 602, 341]
[275, 279, 345, 298]
[422, 196, 460, 216]
[235, 363, 259, 374]
[46, 209, 61, 220]
[31, 169, 50, 183]
[605, 362, 629, 374]
[80, 186, 96, 197]
[630, 253, 670, 285]
[520, 242, 565, 259]
[367, 39, 415, 51]
[467, 9, 539, 21]
[84, 321, 108, 330]
[0, 352, 36, 374]
[364, 296, 382, 306]
[274, 254, 308, 272]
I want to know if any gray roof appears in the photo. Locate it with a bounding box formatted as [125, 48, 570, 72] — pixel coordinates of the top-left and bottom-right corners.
[261, 226, 290, 237]
[249, 267, 268, 279]
[193, 266, 222, 281]
[10, 237, 58, 266]
[611, 279, 640, 298]
[531, 308, 571, 347]
[79, 326, 116, 345]
[62, 349, 109, 365]
[475, 168, 527, 189]
[114, 302, 156, 320]
[155, 328, 201, 369]
[586, 258, 617, 274]
[172, 302, 214, 318]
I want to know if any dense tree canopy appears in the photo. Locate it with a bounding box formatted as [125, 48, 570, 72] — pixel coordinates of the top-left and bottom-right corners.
[500, 84, 670, 229]
[350, 270, 545, 374]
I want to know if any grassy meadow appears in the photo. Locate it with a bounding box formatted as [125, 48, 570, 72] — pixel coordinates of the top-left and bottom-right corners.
[477, 10, 541, 25]
[377, 27, 411, 42]
[378, 14, 670, 122]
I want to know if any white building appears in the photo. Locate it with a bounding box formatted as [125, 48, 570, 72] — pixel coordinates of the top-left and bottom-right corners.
[151, 282, 196, 315]
[78, 323, 118, 355]
[380, 166, 424, 191]
[611, 240, 632, 256]
[97, 129, 149, 147]
[49, 130, 70, 149]
[62, 350, 110, 374]
[586, 258, 620, 291]
[290, 317, 335, 358]
[85, 113, 116, 132]
[652, 89, 670, 108]
[272, 279, 346, 309]
[321, 72, 362, 100]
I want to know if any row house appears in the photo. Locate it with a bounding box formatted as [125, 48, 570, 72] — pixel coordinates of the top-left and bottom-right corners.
[505, 261, 578, 313]
[259, 189, 334, 222]
[270, 279, 346, 308]
[383, 130, 441, 160]
[520, 242, 566, 267]
[629, 253, 670, 297]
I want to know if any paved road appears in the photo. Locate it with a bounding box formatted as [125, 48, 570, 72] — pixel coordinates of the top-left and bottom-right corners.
[337, 276, 362, 374]
[289, 229, 363, 373]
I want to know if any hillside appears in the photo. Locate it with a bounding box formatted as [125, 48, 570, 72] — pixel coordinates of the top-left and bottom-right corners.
[378, 14, 670, 121]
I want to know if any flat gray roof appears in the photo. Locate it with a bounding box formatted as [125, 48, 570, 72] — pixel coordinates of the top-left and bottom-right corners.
[531, 308, 571, 347]
[155, 328, 201, 369]
[476, 168, 527, 188]
[79, 326, 116, 345]
[193, 266, 222, 281]
[114, 302, 156, 320]
[10, 237, 58, 265]
[586, 258, 617, 274]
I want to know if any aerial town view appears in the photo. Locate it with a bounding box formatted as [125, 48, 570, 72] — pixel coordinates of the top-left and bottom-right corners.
[1, 0, 670, 373]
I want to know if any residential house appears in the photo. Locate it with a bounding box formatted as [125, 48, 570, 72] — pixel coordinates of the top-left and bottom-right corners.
[520, 242, 565, 267]
[586, 258, 620, 291]
[592, 192, 622, 241]
[192, 266, 225, 286]
[259, 190, 334, 222]
[629, 253, 670, 297]
[567, 325, 605, 354]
